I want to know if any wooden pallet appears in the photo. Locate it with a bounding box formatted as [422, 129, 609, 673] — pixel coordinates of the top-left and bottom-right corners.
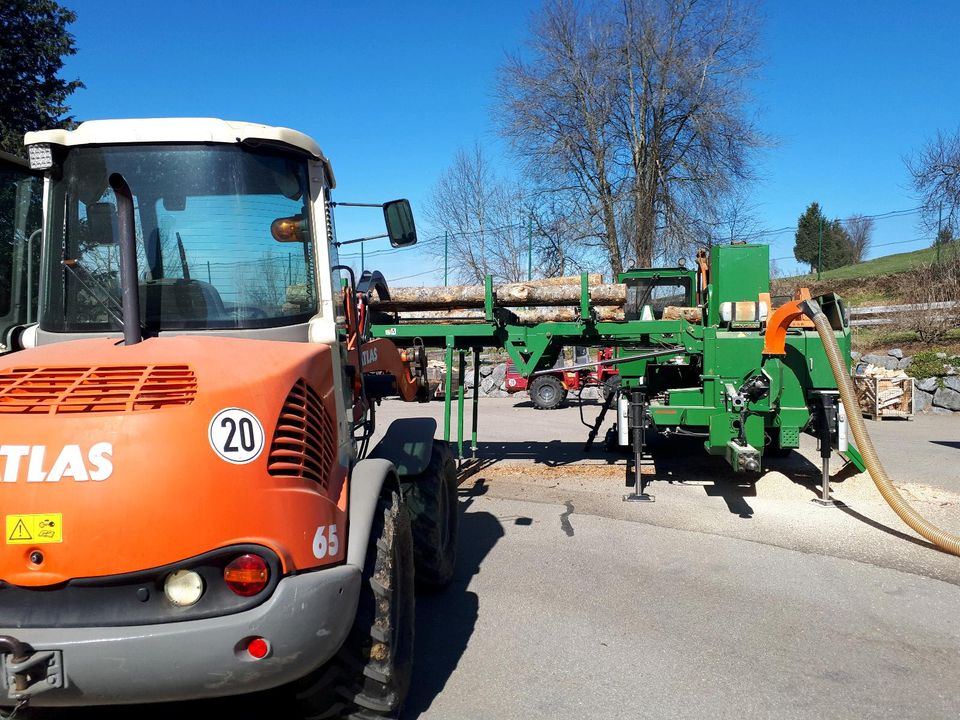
[853, 376, 914, 420]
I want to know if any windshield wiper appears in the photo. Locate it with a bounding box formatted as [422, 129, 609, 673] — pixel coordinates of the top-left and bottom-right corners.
[62, 259, 130, 331]
[636, 273, 662, 315]
[176, 232, 191, 280]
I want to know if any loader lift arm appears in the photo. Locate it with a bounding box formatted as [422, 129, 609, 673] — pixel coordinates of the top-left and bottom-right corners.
[338, 267, 429, 405]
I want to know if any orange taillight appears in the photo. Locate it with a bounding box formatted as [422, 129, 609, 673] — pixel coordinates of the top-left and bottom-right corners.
[223, 554, 269, 596]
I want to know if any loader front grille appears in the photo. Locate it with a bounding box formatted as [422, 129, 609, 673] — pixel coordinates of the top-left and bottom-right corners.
[268, 379, 337, 489]
[0, 365, 197, 414]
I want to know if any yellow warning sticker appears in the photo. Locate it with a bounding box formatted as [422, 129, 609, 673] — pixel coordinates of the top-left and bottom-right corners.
[5, 514, 62, 544]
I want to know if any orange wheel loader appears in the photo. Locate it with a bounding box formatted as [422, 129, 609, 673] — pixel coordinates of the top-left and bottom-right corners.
[0, 119, 458, 718]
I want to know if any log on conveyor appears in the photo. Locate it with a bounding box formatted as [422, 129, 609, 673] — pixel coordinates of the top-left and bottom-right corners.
[382, 305, 625, 325]
[519, 273, 603, 286]
[661, 306, 703, 322]
[373, 278, 626, 311]
[513, 306, 624, 323]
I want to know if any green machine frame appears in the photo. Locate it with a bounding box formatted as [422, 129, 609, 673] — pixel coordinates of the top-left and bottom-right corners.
[370, 245, 862, 476]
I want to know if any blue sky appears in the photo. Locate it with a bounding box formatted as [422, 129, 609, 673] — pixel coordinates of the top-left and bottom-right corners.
[59, 0, 960, 284]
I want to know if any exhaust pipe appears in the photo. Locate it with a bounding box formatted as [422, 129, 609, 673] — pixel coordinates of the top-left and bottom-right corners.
[108, 173, 142, 345]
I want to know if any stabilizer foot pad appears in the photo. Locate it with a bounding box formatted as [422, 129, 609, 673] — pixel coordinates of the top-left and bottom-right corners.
[623, 493, 655, 503]
[811, 498, 845, 508]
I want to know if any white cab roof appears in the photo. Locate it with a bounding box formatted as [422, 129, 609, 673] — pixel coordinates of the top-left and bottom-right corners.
[25, 118, 335, 186]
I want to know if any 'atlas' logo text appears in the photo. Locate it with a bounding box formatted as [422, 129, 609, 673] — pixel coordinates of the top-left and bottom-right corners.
[0, 443, 113, 483]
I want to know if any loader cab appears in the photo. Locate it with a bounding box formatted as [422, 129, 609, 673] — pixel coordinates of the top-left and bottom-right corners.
[0, 151, 43, 351]
[24, 119, 343, 348]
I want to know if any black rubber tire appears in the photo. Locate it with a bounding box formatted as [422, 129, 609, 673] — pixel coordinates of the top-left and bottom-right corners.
[600, 375, 621, 402]
[529, 375, 567, 410]
[400, 442, 458, 590]
[295, 487, 415, 720]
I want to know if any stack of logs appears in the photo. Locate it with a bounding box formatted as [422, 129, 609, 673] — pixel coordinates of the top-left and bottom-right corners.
[370, 274, 702, 325]
[371, 274, 627, 324]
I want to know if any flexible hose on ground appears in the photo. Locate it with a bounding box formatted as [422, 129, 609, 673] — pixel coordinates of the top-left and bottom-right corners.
[804, 299, 960, 557]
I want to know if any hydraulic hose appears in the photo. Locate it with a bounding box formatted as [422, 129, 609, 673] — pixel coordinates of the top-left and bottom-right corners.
[803, 299, 960, 557]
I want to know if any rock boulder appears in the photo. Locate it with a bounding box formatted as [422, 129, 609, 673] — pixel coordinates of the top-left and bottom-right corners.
[933, 387, 960, 411]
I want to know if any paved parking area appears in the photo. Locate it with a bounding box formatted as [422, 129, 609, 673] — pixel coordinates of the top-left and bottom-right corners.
[376, 398, 960, 719]
[26, 399, 960, 719]
[376, 398, 960, 584]
[405, 492, 959, 719]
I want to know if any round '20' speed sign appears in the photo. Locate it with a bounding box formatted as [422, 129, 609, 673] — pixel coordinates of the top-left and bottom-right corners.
[208, 408, 265, 464]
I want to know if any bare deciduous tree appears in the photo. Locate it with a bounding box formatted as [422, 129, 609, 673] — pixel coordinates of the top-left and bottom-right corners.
[529, 194, 598, 278]
[424, 144, 530, 284]
[699, 191, 761, 250]
[844, 214, 874, 263]
[498, 0, 764, 273]
[893, 257, 960, 344]
[907, 127, 960, 234]
[499, 3, 623, 272]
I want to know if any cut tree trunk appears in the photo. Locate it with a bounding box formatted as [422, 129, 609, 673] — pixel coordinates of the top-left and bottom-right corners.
[375, 306, 625, 325]
[374, 280, 626, 311]
[661, 306, 703, 322]
[520, 273, 603, 286]
[512, 306, 624, 323]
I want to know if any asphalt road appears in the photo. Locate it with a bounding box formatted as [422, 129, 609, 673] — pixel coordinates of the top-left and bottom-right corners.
[376, 397, 960, 585]
[406, 493, 959, 720]
[21, 398, 960, 719]
[376, 396, 960, 718]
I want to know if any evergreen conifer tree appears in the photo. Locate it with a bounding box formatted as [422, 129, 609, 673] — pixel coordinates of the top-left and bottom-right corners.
[794, 202, 826, 272]
[0, 0, 82, 155]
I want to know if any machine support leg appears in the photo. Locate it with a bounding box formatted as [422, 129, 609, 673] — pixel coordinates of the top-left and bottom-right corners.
[443, 342, 453, 442]
[812, 452, 839, 507]
[457, 350, 466, 460]
[471, 347, 480, 458]
[821, 457, 832, 501]
[812, 391, 841, 508]
[623, 390, 654, 503]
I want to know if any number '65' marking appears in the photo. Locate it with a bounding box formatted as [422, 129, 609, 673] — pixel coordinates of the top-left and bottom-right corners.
[313, 525, 340, 559]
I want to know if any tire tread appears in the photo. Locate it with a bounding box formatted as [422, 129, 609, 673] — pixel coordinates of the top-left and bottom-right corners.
[295, 487, 414, 719]
[400, 442, 459, 589]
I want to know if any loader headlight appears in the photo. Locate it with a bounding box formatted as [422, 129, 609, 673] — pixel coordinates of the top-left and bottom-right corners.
[164, 569, 205, 607]
[27, 143, 54, 171]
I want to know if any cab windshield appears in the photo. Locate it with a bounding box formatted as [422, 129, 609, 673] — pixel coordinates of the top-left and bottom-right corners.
[625, 275, 693, 320]
[41, 144, 317, 333]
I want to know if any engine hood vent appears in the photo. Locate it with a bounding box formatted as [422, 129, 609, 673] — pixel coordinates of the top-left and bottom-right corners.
[268, 379, 336, 489]
[0, 365, 197, 414]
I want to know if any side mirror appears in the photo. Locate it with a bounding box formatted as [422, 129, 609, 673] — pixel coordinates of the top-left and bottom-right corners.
[383, 199, 417, 247]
